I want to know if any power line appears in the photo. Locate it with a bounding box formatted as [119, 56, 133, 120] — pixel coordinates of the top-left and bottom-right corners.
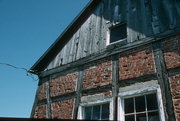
[0, 62, 38, 81]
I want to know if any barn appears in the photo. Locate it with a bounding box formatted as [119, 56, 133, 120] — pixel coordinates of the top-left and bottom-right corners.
[29, 0, 180, 120]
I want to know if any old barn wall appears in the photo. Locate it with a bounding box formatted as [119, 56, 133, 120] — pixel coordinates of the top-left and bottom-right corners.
[46, 0, 180, 70]
[32, 0, 180, 120]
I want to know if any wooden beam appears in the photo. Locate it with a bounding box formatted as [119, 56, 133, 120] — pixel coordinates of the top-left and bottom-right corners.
[152, 41, 175, 121]
[46, 77, 51, 119]
[112, 55, 119, 120]
[73, 68, 84, 119]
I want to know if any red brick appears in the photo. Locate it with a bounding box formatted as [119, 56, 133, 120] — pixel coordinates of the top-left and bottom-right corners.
[169, 74, 180, 121]
[83, 58, 112, 90]
[51, 99, 74, 119]
[163, 35, 180, 69]
[119, 45, 156, 80]
[34, 105, 47, 119]
[37, 83, 46, 101]
[50, 72, 78, 97]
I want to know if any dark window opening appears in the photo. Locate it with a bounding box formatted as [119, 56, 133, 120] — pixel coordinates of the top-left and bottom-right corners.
[84, 103, 109, 120]
[110, 23, 127, 44]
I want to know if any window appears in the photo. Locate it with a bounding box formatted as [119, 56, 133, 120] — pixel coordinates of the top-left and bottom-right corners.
[124, 93, 159, 121]
[118, 86, 165, 121]
[109, 23, 127, 44]
[78, 98, 113, 120]
[83, 103, 109, 120]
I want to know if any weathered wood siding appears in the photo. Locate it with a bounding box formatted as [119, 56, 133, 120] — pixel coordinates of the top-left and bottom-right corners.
[46, 0, 180, 70]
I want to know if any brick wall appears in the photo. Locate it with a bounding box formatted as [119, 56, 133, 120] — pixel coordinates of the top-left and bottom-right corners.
[169, 74, 180, 121]
[51, 99, 75, 119]
[50, 72, 78, 97]
[34, 105, 46, 118]
[83, 58, 112, 90]
[119, 45, 156, 80]
[37, 83, 46, 101]
[163, 35, 180, 69]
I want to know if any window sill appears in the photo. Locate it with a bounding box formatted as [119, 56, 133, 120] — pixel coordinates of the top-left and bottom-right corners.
[106, 38, 127, 49]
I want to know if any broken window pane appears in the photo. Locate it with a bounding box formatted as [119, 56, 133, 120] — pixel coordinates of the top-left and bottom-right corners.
[125, 98, 134, 114]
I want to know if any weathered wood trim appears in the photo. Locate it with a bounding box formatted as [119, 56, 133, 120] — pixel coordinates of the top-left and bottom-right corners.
[73, 68, 84, 119]
[112, 55, 119, 120]
[46, 77, 51, 119]
[30, 0, 101, 72]
[152, 41, 175, 121]
[51, 92, 76, 103]
[168, 66, 180, 77]
[35, 73, 158, 108]
[30, 82, 40, 118]
[36, 99, 47, 106]
[38, 30, 180, 78]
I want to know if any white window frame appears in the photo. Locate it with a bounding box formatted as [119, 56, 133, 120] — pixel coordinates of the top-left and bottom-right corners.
[106, 23, 127, 46]
[77, 98, 113, 120]
[118, 85, 165, 121]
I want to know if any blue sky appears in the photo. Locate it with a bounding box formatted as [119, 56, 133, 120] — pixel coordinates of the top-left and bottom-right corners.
[0, 0, 89, 118]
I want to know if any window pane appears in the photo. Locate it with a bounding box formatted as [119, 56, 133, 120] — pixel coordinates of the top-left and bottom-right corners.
[84, 106, 92, 120]
[148, 112, 160, 121]
[146, 94, 158, 110]
[136, 113, 147, 121]
[110, 23, 127, 43]
[135, 96, 145, 112]
[101, 103, 109, 120]
[125, 115, 135, 121]
[125, 98, 134, 114]
[92, 105, 100, 120]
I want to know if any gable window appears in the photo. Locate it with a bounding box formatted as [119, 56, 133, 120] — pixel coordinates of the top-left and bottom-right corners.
[118, 85, 165, 121]
[84, 103, 109, 120]
[108, 23, 127, 45]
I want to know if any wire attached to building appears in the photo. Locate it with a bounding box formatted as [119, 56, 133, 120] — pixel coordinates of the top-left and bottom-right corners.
[0, 62, 38, 81]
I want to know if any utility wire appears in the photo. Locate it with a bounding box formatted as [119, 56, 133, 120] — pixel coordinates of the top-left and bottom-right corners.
[0, 62, 38, 81]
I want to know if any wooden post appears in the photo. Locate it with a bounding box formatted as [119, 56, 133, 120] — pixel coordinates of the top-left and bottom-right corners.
[73, 67, 84, 119]
[112, 55, 119, 120]
[152, 41, 175, 121]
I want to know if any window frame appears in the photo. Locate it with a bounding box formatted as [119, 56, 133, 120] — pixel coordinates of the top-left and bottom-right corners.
[106, 22, 127, 46]
[118, 85, 165, 121]
[77, 98, 113, 120]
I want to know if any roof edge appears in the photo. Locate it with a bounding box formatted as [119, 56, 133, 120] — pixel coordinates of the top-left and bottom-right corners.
[29, 0, 101, 74]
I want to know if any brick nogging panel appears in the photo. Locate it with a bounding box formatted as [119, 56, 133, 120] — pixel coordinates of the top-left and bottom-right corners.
[119, 45, 156, 80]
[163, 35, 180, 69]
[169, 74, 180, 121]
[37, 83, 46, 101]
[33, 105, 47, 118]
[51, 99, 75, 119]
[50, 72, 78, 97]
[83, 59, 112, 90]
